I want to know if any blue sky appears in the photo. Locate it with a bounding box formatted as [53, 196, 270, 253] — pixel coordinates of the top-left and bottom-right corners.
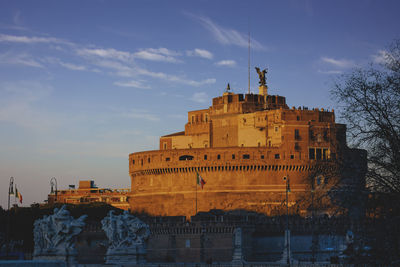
[1, 0, 399, 208]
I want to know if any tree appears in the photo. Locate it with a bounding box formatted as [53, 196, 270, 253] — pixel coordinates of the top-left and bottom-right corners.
[332, 39, 400, 195]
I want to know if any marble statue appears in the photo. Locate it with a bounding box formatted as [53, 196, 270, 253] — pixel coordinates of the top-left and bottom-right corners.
[101, 210, 150, 264]
[33, 205, 87, 264]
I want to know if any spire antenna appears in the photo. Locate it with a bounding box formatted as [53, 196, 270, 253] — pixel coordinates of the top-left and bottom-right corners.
[248, 24, 251, 94]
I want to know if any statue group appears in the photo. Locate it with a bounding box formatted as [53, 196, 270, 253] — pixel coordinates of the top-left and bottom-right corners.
[33, 206, 150, 266]
[33, 206, 87, 264]
[101, 210, 150, 264]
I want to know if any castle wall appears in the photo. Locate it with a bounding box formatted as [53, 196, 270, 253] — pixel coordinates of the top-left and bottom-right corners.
[130, 91, 366, 218]
[129, 147, 340, 217]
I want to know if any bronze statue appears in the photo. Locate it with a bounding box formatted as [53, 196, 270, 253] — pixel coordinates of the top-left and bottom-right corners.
[255, 67, 268, 86]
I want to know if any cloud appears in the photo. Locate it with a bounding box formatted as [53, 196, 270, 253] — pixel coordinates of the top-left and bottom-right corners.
[321, 57, 355, 68]
[371, 50, 388, 64]
[0, 33, 71, 45]
[317, 70, 343, 74]
[0, 52, 43, 68]
[215, 59, 236, 67]
[133, 48, 181, 63]
[113, 80, 151, 89]
[188, 14, 265, 50]
[186, 48, 213, 59]
[191, 92, 208, 103]
[136, 67, 216, 86]
[59, 61, 87, 71]
[77, 48, 134, 62]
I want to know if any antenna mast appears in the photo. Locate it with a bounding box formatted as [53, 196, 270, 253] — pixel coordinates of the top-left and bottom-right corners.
[248, 27, 250, 94]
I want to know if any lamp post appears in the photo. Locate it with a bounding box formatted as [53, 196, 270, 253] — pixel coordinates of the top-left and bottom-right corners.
[283, 175, 291, 266]
[311, 178, 316, 263]
[8, 177, 14, 211]
[50, 177, 57, 203]
[6, 177, 14, 259]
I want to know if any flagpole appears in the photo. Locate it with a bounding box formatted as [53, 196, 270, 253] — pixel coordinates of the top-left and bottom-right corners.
[195, 176, 198, 215]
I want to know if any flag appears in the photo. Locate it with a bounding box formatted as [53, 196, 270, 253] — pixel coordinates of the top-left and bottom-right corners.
[15, 187, 23, 204]
[196, 172, 206, 189]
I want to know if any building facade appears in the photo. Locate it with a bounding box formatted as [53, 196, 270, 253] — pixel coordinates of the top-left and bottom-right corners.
[129, 83, 366, 217]
[48, 180, 130, 210]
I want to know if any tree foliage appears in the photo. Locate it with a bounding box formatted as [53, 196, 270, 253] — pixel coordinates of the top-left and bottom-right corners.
[332, 40, 400, 194]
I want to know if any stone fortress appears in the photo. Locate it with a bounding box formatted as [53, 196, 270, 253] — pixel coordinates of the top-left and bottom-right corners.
[129, 68, 367, 217]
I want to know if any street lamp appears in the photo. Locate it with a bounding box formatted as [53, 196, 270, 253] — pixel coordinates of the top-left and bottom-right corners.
[50, 177, 57, 202]
[6, 177, 14, 259]
[8, 177, 14, 211]
[283, 175, 291, 265]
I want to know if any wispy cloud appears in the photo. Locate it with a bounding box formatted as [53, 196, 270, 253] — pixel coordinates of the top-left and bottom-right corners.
[113, 80, 150, 89]
[215, 59, 236, 67]
[0, 52, 43, 68]
[321, 57, 355, 68]
[134, 48, 181, 63]
[188, 14, 265, 50]
[136, 68, 216, 86]
[45, 57, 87, 71]
[0, 33, 72, 45]
[191, 92, 209, 103]
[76, 48, 134, 62]
[371, 50, 388, 64]
[59, 61, 87, 71]
[317, 69, 343, 75]
[186, 48, 213, 59]
[0, 32, 215, 87]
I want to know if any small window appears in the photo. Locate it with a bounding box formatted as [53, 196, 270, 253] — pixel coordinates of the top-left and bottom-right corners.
[274, 154, 280, 159]
[148, 158, 150, 163]
[316, 148, 322, 160]
[166, 157, 170, 162]
[295, 129, 300, 140]
[185, 239, 190, 248]
[163, 143, 167, 150]
[323, 148, 328, 160]
[290, 155, 294, 159]
[261, 155, 264, 159]
[217, 154, 221, 160]
[132, 160, 135, 165]
[232, 154, 235, 159]
[243, 154, 250, 159]
[309, 148, 315, 160]
[275, 126, 279, 132]
[204, 155, 207, 160]
[297, 116, 300, 121]
[179, 155, 194, 161]
[141, 159, 143, 165]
